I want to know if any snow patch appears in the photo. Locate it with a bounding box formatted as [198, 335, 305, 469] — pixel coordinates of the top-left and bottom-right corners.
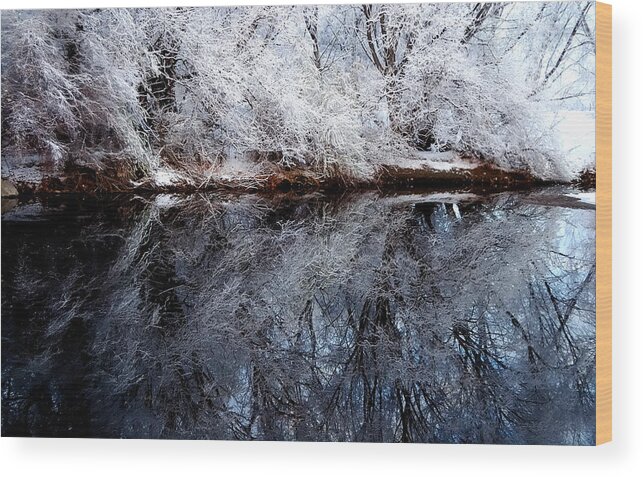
[382, 151, 478, 171]
[152, 168, 183, 187]
[565, 191, 595, 206]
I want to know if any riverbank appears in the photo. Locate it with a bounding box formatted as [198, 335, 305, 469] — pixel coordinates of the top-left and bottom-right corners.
[2, 151, 586, 197]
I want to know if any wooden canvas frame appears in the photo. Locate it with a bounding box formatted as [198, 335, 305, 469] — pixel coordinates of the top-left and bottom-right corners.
[596, 1, 612, 446]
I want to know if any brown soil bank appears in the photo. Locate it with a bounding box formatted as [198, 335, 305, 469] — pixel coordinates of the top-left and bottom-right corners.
[2, 161, 562, 196]
[376, 164, 542, 188]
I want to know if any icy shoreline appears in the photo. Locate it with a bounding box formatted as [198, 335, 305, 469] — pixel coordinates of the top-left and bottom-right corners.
[1, 154, 559, 197]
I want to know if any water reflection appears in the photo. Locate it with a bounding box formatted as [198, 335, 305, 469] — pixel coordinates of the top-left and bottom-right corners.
[1, 189, 596, 444]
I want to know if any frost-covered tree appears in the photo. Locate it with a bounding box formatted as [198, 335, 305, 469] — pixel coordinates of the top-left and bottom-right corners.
[1, 3, 596, 182]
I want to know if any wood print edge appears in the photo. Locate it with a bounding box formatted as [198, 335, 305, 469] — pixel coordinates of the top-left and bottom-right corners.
[596, 0, 612, 446]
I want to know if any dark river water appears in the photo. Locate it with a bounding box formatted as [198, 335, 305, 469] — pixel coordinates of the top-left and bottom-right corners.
[1, 188, 596, 444]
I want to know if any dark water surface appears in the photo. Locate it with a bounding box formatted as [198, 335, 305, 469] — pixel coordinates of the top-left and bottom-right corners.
[1, 188, 596, 444]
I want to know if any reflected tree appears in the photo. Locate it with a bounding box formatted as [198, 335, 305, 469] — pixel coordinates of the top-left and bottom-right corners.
[2, 191, 596, 443]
